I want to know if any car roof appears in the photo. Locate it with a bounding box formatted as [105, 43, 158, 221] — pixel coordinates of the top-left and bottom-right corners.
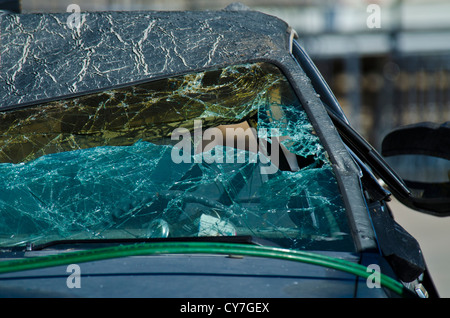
[0, 7, 292, 109]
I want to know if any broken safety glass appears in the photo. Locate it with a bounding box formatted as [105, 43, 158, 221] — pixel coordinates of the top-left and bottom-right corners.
[0, 62, 354, 251]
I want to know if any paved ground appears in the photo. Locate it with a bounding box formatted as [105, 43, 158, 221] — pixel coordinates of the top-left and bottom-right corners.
[388, 198, 450, 298]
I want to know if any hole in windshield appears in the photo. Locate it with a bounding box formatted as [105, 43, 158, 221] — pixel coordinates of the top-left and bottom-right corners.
[0, 63, 354, 251]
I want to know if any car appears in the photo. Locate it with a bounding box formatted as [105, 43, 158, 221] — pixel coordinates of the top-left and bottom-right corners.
[0, 3, 448, 301]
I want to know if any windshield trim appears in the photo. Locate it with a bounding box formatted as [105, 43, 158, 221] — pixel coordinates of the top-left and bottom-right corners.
[24, 235, 276, 252]
[282, 48, 378, 253]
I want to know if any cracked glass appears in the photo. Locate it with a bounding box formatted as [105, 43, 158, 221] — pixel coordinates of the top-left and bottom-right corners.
[0, 62, 354, 251]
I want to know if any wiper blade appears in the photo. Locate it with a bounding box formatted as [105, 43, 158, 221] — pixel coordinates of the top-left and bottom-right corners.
[291, 40, 411, 200]
[27, 235, 277, 251]
[327, 109, 411, 199]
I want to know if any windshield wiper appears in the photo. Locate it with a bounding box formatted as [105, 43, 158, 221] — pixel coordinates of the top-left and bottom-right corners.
[291, 39, 411, 200]
[326, 109, 411, 200]
[24, 235, 279, 252]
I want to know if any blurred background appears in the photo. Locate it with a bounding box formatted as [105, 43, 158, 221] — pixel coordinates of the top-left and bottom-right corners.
[11, 0, 450, 297]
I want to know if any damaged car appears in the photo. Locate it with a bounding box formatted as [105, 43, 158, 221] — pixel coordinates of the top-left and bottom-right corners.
[0, 4, 448, 299]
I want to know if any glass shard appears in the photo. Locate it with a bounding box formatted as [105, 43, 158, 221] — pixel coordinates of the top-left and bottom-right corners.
[0, 63, 353, 251]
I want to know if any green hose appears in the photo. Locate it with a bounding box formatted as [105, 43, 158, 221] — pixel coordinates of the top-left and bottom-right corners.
[0, 242, 407, 296]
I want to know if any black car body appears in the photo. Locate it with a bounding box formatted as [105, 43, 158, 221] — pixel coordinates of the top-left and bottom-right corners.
[0, 4, 447, 299]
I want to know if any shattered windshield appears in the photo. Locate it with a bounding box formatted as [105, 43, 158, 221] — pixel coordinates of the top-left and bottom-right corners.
[0, 62, 354, 251]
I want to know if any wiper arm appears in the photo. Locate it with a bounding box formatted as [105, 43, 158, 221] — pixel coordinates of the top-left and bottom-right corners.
[326, 108, 411, 200]
[291, 40, 411, 200]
